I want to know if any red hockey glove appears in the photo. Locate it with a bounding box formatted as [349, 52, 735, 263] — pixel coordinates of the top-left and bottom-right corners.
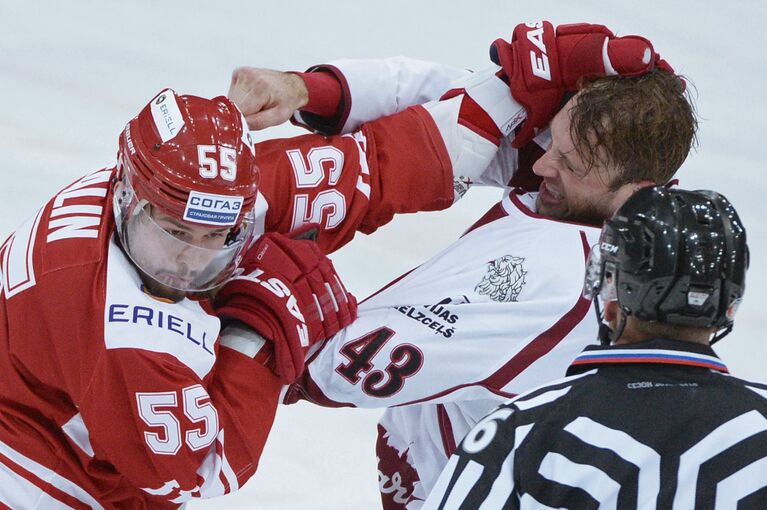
[214, 226, 358, 384]
[490, 21, 676, 148]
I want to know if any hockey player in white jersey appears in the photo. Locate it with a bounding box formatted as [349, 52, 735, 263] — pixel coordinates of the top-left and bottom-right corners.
[231, 21, 697, 508]
[423, 186, 763, 509]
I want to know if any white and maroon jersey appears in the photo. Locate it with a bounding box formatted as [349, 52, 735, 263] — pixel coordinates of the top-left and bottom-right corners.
[254, 61, 556, 510]
[282, 58, 584, 508]
[287, 191, 602, 508]
[291, 57, 548, 195]
[292, 57, 470, 135]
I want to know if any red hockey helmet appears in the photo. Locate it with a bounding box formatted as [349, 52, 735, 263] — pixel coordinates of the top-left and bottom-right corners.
[114, 89, 259, 292]
[118, 88, 258, 225]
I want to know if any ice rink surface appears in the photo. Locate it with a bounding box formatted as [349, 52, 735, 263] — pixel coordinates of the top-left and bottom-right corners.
[1, 1, 765, 508]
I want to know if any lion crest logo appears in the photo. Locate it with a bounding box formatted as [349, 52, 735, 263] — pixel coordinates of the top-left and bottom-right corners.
[475, 255, 527, 303]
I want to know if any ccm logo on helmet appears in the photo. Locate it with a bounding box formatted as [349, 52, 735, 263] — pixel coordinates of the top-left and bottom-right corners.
[525, 22, 552, 81]
[601, 242, 619, 255]
[183, 190, 244, 226]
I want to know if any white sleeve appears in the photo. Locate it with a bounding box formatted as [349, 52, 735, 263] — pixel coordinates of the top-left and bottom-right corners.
[478, 128, 551, 189]
[218, 323, 268, 358]
[293, 57, 470, 133]
[420, 66, 525, 194]
[293, 58, 533, 195]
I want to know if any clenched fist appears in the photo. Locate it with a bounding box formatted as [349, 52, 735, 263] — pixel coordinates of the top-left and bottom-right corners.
[228, 67, 309, 130]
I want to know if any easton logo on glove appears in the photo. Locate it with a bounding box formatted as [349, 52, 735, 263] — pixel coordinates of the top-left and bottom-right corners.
[230, 266, 311, 348]
[490, 20, 678, 148]
[523, 22, 554, 81]
[215, 226, 358, 384]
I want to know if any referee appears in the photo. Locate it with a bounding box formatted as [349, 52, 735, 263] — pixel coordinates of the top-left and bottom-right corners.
[423, 186, 766, 509]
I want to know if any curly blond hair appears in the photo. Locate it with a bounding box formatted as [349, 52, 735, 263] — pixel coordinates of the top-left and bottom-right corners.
[569, 70, 698, 191]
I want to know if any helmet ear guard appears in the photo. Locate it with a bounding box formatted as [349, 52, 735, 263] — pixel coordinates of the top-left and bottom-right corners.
[583, 186, 748, 344]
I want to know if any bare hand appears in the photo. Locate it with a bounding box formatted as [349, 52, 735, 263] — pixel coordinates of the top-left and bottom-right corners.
[228, 67, 309, 130]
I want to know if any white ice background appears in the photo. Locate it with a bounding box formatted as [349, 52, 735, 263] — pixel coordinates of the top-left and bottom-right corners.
[1, 1, 765, 508]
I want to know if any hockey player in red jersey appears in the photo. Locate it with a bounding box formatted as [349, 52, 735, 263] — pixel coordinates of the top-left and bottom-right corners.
[1, 29, 557, 504]
[0, 90, 360, 508]
[0, 30, 629, 505]
[227, 22, 699, 508]
[0, 21, 695, 508]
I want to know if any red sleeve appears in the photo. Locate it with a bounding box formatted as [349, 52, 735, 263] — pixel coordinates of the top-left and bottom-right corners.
[290, 65, 350, 134]
[78, 346, 280, 503]
[257, 105, 454, 254]
[294, 70, 342, 118]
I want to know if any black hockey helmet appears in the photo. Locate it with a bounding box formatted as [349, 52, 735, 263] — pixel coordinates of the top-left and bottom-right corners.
[583, 186, 748, 343]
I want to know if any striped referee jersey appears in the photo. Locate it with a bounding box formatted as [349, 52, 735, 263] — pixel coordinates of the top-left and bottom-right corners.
[423, 338, 767, 509]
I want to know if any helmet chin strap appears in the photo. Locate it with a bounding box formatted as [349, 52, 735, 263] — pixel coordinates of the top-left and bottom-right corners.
[709, 324, 733, 345]
[597, 323, 613, 346]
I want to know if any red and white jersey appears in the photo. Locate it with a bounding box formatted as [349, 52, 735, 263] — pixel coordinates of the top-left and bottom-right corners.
[256, 105, 456, 254]
[290, 192, 601, 508]
[0, 93, 463, 508]
[292, 57, 469, 135]
[0, 169, 283, 509]
[0, 55, 541, 508]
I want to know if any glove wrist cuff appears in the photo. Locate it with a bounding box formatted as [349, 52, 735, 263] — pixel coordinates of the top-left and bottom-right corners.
[449, 66, 526, 138]
[220, 322, 269, 360]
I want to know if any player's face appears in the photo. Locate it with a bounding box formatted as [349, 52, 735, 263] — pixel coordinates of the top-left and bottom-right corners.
[150, 207, 230, 251]
[129, 206, 231, 300]
[532, 97, 637, 225]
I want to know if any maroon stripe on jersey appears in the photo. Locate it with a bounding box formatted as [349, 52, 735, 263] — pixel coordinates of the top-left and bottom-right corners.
[480, 231, 593, 390]
[393, 379, 514, 408]
[0, 451, 92, 510]
[309, 64, 352, 133]
[328, 64, 353, 131]
[285, 374, 355, 408]
[461, 202, 507, 238]
[289, 65, 350, 134]
[436, 404, 457, 457]
[457, 117, 500, 145]
[376, 424, 421, 510]
[360, 265, 419, 305]
[446, 90, 502, 145]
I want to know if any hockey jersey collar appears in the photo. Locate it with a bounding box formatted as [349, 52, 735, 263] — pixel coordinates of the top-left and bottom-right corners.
[566, 338, 729, 375]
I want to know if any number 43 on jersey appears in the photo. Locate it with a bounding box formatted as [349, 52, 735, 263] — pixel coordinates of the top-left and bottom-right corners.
[335, 328, 424, 398]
